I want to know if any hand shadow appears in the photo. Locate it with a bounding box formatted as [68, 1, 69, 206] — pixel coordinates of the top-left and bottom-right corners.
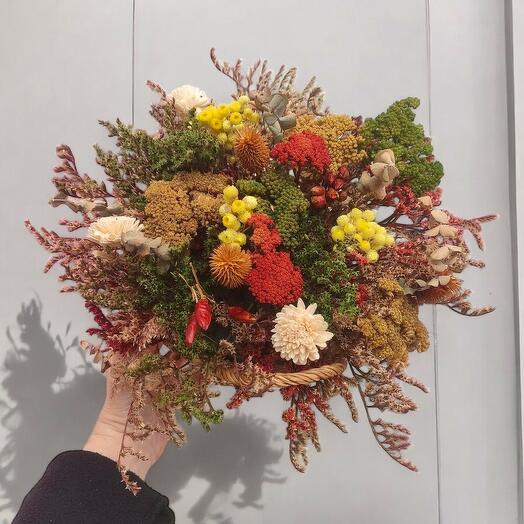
[0, 297, 105, 521]
[0, 298, 286, 524]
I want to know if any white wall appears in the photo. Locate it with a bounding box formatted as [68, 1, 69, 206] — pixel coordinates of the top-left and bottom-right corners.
[0, 1, 519, 523]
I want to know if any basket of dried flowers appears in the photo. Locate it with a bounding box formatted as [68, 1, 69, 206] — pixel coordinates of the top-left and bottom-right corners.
[27, 48, 496, 489]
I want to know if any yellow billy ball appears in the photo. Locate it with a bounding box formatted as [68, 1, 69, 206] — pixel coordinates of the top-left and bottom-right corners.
[331, 226, 345, 242]
[219, 203, 232, 216]
[218, 229, 237, 244]
[362, 209, 375, 222]
[372, 233, 387, 248]
[361, 226, 374, 240]
[242, 195, 258, 210]
[385, 234, 395, 246]
[337, 214, 350, 227]
[222, 213, 240, 231]
[223, 185, 239, 203]
[343, 222, 356, 235]
[231, 199, 246, 214]
[238, 210, 252, 223]
[366, 250, 379, 263]
[350, 208, 363, 220]
[359, 240, 371, 252]
[355, 218, 368, 232]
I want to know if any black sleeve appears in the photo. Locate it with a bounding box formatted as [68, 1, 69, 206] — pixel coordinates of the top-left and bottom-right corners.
[12, 450, 175, 524]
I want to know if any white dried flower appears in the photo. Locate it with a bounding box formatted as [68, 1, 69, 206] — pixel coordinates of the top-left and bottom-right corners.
[271, 299, 333, 365]
[167, 84, 210, 113]
[87, 216, 143, 246]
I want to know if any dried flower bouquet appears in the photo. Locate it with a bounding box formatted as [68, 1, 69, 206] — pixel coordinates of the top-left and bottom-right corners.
[27, 49, 496, 491]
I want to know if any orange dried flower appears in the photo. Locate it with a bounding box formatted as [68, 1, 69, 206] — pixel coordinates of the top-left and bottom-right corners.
[234, 126, 270, 174]
[210, 243, 252, 288]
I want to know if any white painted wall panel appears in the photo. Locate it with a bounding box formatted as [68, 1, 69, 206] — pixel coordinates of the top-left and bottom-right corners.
[0, 1, 519, 523]
[430, 1, 519, 522]
[0, 2, 132, 521]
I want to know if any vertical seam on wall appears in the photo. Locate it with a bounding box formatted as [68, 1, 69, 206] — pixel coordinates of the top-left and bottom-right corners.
[425, 1, 442, 523]
[504, 1, 523, 522]
[132, 0, 136, 127]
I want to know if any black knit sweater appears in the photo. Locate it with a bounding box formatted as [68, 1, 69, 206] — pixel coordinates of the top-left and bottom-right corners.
[12, 451, 175, 523]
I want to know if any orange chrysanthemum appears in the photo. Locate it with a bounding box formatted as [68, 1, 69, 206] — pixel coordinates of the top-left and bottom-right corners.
[234, 126, 270, 174]
[210, 243, 252, 288]
[417, 277, 462, 304]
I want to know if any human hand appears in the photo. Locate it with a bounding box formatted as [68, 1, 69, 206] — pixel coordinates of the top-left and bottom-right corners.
[83, 356, 169, 480]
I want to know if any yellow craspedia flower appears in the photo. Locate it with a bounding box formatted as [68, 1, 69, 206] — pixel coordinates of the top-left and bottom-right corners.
[362, 209, 375, 221]
[350, 208, 363, 220]
[217, 104, 231, 117]
[217, 132, 228, 144]
[353, 233, 363, 243]
[343, 222, 356, 235]
[210, 118, 223, 131]
[242, 195, 258, 210]
[238, 210, 252, 223]
[229, 101, 242, 113]
[385, 234, 395, 246]
[361, 225, 375, 240]
[246, 111, 260, 122]
[337, 214, 350, 227]
[366, 250, 379, 263]
[235, 232, 247, 246]
[223, 185, 239, 203]
[355, 218, 368, 232]
[231, 199, 246, 214]
[219, 203, 232, 216]
[222, 213, 240, 230]
[218, 229, 237, 244]
[331, 226, 345, 241]
[197, 108, 212, 122]
[221, 119, 232, 132]
[229, 112, 243, 125]
[372, 233, 386, 248]
[359, 240, 371, 252]
[238, 95, 250, 105]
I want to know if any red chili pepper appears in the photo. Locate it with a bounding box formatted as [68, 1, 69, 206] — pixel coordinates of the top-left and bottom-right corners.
[227, 306, 256, 323]
[184, 312, 199, 346]
[194, 298, 212, 331]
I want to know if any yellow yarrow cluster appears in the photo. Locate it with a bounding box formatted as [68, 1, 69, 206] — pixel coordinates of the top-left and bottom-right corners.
[330, 207, 394, 263]
[293, 114, 366, 172]
[196, 95, 260, 151]
[357, 278, 429, 368]
[217, 185, 258, 246]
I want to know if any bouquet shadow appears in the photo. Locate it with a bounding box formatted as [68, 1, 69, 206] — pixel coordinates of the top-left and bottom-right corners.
[0, 298, 285, 523]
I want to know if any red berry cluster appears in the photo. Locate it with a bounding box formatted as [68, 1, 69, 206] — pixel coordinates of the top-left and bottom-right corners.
[310, 165, 352, 208]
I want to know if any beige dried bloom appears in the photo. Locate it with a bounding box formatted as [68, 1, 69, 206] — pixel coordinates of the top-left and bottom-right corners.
[87, 216, 143, 246]
[271, 299, 333, 365]
[166, 85, 210, 113]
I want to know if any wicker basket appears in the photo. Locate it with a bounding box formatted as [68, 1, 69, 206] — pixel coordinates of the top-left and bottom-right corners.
[214, 360, 347, 388]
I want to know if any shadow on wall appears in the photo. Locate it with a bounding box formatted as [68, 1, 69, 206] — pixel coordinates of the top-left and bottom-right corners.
[0, 298, 285, 523]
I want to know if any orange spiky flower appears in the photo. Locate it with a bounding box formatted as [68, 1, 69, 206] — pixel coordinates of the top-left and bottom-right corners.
[233, 126, 270, 174]
[417, 276, 462, 304]
[210, 243, 252, 288]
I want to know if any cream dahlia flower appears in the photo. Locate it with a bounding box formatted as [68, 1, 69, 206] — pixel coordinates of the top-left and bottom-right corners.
[167, 84, 210, 113]
[271, 299, 333, 365]
[87, 216, 144, 246]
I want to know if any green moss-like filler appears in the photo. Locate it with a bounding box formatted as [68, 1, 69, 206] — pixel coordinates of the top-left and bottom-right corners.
[260, 171, 309, 249]
[293, 215, 358, 322]
[95, 119, 220, 201]
[236, 179, 268, 198]
[362, 97, 444, 195]
[126, 354, 166, 377]
[176, 379, 224, 431]
[134, 247, 213, 358]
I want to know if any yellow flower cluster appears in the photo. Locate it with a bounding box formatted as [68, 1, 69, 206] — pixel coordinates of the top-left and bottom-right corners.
[293, 114, 367, 172]
[196, 95, 260, 150]
[357, 278, 429, 368]
[330, 208, 394, 263]
[144, 172, 227, 245]
[217, 185, 258, 246]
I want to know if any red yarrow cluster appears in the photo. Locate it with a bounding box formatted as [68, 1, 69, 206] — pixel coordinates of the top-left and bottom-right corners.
[270, 131, 331, 173]
[247, 213, 282, 253]
[246, 212, 303, 305]
[247, 251, 303, 305]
